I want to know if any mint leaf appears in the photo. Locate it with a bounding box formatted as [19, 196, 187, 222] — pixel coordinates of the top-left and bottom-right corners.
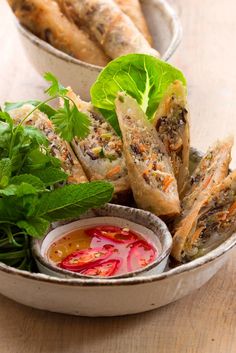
[0, 111, 13, 128]
[36, 181, 114, 218]
[44, 72, 68, 97]
[51, 98, 91, 142]
[23, 126, 48, 146]
[91, 54, 186, 134]
[0, 181, 42, 198]
[17, 217, 50, 238]
[0, 159, 12, 187]
[32, 167, 68, 186]
[43, 205, 88, 222]
[24, 149, 61, 171]
[11, 174, 45, 191]
[4, 100, 56, 118]
[0, 185, 17, 196]
[0, 121, 11, 149]
[14, 183, 38, 197]
[0, 198, 25, 222]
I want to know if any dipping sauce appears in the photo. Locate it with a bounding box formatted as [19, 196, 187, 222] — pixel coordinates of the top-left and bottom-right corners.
[47, 225, 157, 277]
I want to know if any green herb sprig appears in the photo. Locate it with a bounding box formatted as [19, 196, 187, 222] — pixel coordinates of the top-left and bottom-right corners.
[0, 77, 113, 271]
[4, 72, 91, 143]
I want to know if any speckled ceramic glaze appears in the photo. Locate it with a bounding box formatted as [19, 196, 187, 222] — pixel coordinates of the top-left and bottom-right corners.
[15, 0, 182, 100]
[32, 205, 172, 279]
[0, 150, 235, 317]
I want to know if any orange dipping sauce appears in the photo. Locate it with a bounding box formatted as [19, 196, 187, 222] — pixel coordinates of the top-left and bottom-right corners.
[47, 225, 157, 277]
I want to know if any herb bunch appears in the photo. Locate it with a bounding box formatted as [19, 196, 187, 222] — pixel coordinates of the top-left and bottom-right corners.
[0, 74, 113, 270]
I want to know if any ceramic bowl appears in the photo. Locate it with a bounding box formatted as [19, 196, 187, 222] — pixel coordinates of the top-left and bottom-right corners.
[32, 204, 172, 279]
[0, 149, 235, 317]
[15, 0, 182, 100]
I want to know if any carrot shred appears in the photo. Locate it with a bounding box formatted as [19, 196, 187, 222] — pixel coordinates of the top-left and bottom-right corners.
[190, 226, 205, 244]
[215, 211, 228, 221]
[163, 175, 174, 192]
[202, 175, 212, 189]
[227, 201, 236, 216]
[139, 144, 146, 152]
[106, 165, 121, 178]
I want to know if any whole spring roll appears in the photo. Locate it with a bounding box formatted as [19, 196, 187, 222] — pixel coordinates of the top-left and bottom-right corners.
[8, 0, 109, 66]
[58, 0, 159, 59]
[153, 81, 190, 194]
[9, 104, 88, 184]
[115, 93, 180, 217]
[114, 0, 153, 44]
[172, 171, 236, 262]
[66, 90, 130, 196]
[181, 137, 233, 214]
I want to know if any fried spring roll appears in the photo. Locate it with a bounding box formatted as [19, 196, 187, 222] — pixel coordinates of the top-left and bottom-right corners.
[172, 171, 236, 262]
[114, 0, 153, 44]
[153, 81, 190, 194]
[65, 90, 130, 196]
[58, 0, 160, 59]
[181, 137, 233, 214]
[8, 0, 109, 66]
[115, 93, 180, 217]
[9, 104, 88, 184]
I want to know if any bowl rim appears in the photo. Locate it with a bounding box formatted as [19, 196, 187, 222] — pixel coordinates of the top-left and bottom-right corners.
[1, 149, 236, 286]
[0, 229, 235, 287]
[32, 208, 172, 279]
[15, 0, 182, 67]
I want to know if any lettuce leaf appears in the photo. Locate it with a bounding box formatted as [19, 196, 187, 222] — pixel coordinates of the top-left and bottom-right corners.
[91, 54, 186, 134]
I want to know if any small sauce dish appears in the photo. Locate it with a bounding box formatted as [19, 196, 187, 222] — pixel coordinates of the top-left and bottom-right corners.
[32, 204, 172, 279]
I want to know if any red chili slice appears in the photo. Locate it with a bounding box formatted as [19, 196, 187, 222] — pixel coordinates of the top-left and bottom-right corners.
[85, 225, 138, 244]
[80, 259, 120, 277]
[59, 246, 114, 272]
[127, 240, 157, 272]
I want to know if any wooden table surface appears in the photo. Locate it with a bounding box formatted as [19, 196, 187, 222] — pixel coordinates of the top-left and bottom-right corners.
[0, 0, 236, 352]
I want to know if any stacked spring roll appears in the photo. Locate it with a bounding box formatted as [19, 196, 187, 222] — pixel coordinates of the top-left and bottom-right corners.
[8, 0, 157, 66]
[171, 137, 233, 261]
[8, 0, 109, 66]
[56, 0, 159, 59]
[115, 93, 180, 217]
[9, 104, 88, 184]
[65, 89, 130, 198]
[172, 171, 236, 262]
[114, 0, 153, 44]
[153, 81, 190, 194]
[181, 137, 233, 214]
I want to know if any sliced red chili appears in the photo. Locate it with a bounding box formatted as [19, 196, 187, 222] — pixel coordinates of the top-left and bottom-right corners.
[59, 246, 114, 272]
[127, 240, 157, 272]
[81, 259, 120, 277]
[85, 225, 138, 244]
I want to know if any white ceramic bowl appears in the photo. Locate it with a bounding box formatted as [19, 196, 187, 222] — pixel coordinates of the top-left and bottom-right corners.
[32, 205, 173, 279]
[15, 0, 182, 100]
[0, 149, 235, 317]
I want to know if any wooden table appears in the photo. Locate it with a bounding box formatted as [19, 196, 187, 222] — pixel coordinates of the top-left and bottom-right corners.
[0, 0, 236, 352]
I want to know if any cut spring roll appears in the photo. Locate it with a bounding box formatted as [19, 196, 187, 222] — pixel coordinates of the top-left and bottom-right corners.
[9, 104, 88, 184]
[153, 81, 190, 194]
[172, 171, 236, 262]
[8, 0, 109, 66]
[115, 93, 180, 217]
[114, 0, 153, 44]
[181, 137, 233, 214]
[65, 90, 130, 196]
[58, 0, 159, 59]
